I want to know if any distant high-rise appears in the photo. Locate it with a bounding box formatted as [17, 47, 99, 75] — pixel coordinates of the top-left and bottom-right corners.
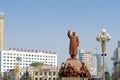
[79, 49, 92, 72]
[112, 41, 120, 80]
[91, 54, 97, 77]
[114, 41, 120, 60]
[118, 41, 120, 47]
[94, 54, 101, 77]
[0, 12, 4, 51]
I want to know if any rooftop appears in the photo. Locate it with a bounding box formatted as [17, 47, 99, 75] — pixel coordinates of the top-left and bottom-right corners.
[6, 48, 56, 54]
[0, 12, 4, 18]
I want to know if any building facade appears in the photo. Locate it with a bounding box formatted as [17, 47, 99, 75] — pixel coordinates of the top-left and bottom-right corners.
[112, 41, 120, 80]
[91, 54, 97, 77]
[94, 54, 101, 77]
[0, 12, 4, 51]
[8, 65, 59, 80]
[0, 49, 57, 77]
[79, 49, 92, 72]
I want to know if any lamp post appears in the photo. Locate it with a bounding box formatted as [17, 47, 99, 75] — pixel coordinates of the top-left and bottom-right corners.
[96, 29, 111, 80]
[16, 57, 21, 80]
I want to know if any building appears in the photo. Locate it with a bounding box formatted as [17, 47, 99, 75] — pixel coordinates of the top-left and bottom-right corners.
[91, 54, 97, 77]
[8, 65, 59, 80]
[79, 49, 92, 72]
[113, 41, 120, 62]
[0, 12, 4, 51]
[112, 41, 120, 80]
[94, 54, 101, 77]
[0, 49, 57, 77]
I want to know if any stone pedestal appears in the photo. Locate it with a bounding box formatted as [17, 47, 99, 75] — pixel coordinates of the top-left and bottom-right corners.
[65, 58, 81, 71]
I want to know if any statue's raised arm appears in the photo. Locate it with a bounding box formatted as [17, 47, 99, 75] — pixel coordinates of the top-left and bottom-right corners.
[67, 30, 71, 38]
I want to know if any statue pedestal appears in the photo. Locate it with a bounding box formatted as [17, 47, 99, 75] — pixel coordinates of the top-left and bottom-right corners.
[60, 77, 89, 80]
[65, 58, 81, 71]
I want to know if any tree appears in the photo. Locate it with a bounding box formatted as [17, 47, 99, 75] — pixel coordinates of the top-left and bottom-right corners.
[13, 63, 19, 76]
[30, 62, 44, 76]
[30, 62, 43, 66]
[20, 71, 31, 80]
[105, 71, 110, 80]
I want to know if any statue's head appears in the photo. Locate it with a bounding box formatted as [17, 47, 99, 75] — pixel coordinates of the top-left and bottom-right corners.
[72, 32, 76, 36]
[82, 62, 85, 66]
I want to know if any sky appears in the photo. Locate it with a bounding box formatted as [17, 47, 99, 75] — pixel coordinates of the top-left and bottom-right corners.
[1, 0, 120, 73]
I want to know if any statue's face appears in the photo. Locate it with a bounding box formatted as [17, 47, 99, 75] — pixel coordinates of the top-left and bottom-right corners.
[73, 32, 76, 35]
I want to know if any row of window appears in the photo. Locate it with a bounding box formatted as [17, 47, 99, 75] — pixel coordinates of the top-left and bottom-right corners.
[3, 62, 56, 66]
[3, 53, 56, 58]
[3, 59, 56, 63]
[35, 71, 56, 76]
[35, 78, 56, 80]
[3, 57, 56, 61]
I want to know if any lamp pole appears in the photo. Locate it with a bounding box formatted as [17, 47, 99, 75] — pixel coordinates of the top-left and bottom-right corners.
[96, 29, 111, 80]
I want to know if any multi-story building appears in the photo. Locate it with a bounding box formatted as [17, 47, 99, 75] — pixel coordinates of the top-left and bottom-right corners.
[94, 54, 101, 77]
[0, 49, 57, 77]
[112, 41, 120, 80]
[91, 54, 97, 77]
[114, 41, 120, 60]
[0, 12, 4, 51]
[79, 49, 92, 72]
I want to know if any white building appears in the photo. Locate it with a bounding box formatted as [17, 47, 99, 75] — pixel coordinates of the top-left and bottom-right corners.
[91, 54, 97, 77]
[79, 49, 92, 72]
[0, 49, 57, 77]
[94, 54, 101, 77]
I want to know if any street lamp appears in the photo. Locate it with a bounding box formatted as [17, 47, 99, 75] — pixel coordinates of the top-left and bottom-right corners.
[96, 29, 111, 80]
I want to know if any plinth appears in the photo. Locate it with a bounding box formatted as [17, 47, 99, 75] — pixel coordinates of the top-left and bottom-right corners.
[65, 58, 81, 71]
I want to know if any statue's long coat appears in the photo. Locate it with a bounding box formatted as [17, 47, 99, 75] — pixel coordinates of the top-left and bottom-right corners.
[68, 31, 79, 56]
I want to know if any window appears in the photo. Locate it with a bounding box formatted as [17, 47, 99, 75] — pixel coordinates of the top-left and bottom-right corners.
[49, 72, 51, 75]
[53, 78, 55, 80]
[20, 72, 21, 75]
[35, 71, 38, 75]
[44, 72, 47, 75]
[53, 72, 56, 75]
[35, 78, 38, 80]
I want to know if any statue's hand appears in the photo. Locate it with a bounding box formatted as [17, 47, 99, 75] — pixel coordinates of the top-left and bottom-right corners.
[68, 30, 70, 32]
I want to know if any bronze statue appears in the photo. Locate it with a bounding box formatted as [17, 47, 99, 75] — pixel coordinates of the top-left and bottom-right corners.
[67, 30, 79, 59]
[58, 30, 91, 79]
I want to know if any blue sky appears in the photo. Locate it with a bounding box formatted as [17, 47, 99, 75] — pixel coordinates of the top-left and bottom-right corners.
[1, 0, 120, 73]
